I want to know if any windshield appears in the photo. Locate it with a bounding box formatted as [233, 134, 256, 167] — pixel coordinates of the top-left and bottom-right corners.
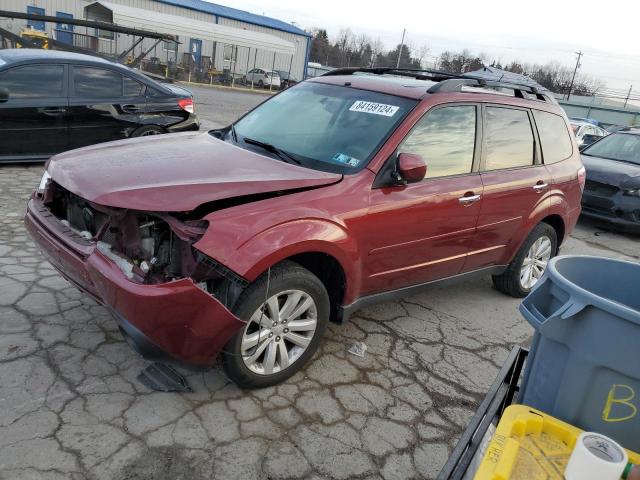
[230, 82, 417, 173]
[583, 133, 640, 165]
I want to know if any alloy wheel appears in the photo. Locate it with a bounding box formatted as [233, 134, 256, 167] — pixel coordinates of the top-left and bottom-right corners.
[240, 290, 318, 375]
[520, 236, 552, 290]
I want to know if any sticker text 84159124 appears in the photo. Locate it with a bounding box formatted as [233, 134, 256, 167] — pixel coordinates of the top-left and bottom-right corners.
[349, 100, 399, 117]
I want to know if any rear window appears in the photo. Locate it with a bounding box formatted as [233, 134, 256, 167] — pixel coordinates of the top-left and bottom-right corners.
[73, 67, 122, 98]
[484, 107, 535, 170]
[533, 110, 573, 163]
[123, 76, 145, 97]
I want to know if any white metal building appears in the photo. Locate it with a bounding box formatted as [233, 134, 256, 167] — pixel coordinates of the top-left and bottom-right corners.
[0, 0, 311, 80]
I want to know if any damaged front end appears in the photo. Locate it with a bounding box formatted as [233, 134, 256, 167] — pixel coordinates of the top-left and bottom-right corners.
[44, 182, 239, 291]
[28, 180, 248, 366]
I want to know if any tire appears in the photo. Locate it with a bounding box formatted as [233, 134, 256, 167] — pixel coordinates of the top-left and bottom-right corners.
[492, 222, 558, 298]
[222, 261, 330, 389]
[257, 80, 264, 88]
[131, 125, 165, 137]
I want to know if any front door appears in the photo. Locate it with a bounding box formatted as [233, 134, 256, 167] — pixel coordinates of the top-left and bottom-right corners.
[189, 39, 202, 66]
[463, 105, 551, 271]
[0, 63, 69, 161]
[56, 12, 74, 45]
[362, 104, 483, 294]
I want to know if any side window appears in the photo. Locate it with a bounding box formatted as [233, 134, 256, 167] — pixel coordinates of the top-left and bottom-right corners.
[484, 107, 534, 170]
[399, 105, 476, 179]
[73, 67, 122, 97]
[0, 65, 64, 98]
[532, 110, 573, 164]
[123, 76, 144, 97]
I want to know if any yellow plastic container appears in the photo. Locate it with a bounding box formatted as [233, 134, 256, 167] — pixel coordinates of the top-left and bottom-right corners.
[474, 405, 640, 480]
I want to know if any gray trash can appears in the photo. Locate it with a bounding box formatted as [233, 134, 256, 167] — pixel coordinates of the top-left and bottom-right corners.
[519, 255, 640, 452]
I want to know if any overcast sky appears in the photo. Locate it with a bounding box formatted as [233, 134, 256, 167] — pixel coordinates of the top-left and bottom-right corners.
[222, 0, 640, 91]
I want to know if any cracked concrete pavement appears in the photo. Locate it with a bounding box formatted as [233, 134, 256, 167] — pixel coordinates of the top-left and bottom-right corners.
[1, 86, 638, 480]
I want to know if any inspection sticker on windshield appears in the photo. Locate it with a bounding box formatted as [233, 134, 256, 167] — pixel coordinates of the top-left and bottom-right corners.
[349, 100, 399, 117]
[332, 153, 360, 167]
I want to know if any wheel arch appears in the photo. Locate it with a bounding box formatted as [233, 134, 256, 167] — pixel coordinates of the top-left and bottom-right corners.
[540, 214, 566, 249]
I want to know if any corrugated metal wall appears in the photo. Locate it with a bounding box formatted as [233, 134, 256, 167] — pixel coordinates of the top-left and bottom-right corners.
[0, 0, 307, 79]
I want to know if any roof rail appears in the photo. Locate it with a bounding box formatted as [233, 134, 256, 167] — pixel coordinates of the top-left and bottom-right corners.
[430, 78, 554, 103]
[321, 66, 555, 103]
[321, 67, 461, 82]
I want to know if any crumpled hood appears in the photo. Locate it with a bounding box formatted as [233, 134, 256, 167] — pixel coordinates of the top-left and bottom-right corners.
[581, 154, 640, 187]
[48, 132, 342, 212]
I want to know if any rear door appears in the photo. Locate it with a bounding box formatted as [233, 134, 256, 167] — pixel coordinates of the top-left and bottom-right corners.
[67, 65, 146, 148]
[0, 63, 69, 161]
[364, 104, 483, 293]
[463, 105, 550, 271]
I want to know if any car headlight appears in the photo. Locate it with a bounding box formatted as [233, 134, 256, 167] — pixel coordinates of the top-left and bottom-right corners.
[37, 171, 51, 195]
[623, 188, 640, 197]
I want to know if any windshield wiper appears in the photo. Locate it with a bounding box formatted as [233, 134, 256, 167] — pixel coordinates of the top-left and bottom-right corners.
[243, 137, 302, 165]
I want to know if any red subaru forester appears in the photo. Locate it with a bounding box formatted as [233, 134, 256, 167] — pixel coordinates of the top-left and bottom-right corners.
[25, 68, 584, 388]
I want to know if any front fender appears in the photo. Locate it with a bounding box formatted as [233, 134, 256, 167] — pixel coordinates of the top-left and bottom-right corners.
[196, 218, 362, 304]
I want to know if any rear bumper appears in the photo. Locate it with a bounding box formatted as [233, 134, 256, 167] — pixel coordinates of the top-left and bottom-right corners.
[166, 113, 200, 133]
[24, 197, 245, 366]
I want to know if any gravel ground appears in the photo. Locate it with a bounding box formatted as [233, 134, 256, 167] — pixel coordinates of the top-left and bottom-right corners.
[0, 85, 637, 479]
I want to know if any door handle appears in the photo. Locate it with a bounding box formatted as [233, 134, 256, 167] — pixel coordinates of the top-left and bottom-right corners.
[42, 107, 67, 115]
[122, 105, 141, 113]
[532, 182, 548, 192]
[458, 193, 481, 205]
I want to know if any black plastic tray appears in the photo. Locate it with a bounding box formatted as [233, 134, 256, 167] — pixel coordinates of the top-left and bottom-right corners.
[436, 346, 529, 480]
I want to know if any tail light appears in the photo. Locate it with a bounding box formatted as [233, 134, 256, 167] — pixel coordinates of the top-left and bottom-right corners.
[178, 98, 194, 114]
[577, 166, 586, 192]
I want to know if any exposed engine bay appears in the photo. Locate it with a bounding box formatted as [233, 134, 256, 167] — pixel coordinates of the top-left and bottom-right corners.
[44, 182, 219, 286]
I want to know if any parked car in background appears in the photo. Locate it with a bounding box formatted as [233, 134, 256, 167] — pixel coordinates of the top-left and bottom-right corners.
[275, 70, 297, 89]
[581, 128, 640, 233]
[570, 119, 608, 148]
[243, 68, 281, 88]
[26, 68, 584, 388]
[0, 49, 198, 163]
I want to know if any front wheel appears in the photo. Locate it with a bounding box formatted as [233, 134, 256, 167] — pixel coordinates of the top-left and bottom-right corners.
[222, 261, 330, 389]
[492, 223, 558, 298]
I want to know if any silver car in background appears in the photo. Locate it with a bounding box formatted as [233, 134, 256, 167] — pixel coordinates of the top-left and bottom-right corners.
[243, 68, 281, 88]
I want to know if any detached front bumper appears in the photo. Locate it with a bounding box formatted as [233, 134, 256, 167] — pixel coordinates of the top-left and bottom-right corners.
[24, 197, 245, 366]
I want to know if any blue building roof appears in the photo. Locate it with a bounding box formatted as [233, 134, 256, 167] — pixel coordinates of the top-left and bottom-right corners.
[155, 0, 311, 37]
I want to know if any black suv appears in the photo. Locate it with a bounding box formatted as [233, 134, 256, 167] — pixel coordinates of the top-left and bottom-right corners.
[0, 49, 199, 163]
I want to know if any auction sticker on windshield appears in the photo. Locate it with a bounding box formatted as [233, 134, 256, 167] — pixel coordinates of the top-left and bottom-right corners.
[349, 100, 399, 117]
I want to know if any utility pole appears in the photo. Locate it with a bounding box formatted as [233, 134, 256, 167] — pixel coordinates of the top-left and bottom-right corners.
[624, 85, 633, 108]
[396, 28, 406, 69]
[566, 50, 583, 101]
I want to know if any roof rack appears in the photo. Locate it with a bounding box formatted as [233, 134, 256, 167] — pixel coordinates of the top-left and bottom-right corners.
[321, 67, 555, 103]
[322, 67, 461, 82]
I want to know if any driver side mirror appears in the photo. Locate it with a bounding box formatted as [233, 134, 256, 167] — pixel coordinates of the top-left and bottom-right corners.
[0, 88, 9, 103]
[396, 153, 427, 184]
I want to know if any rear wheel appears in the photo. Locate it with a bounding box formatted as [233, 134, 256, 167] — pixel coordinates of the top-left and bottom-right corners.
[131, 125, 164, 137]
[492, 223, 557, 298]
[222, 261, 329, 389]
